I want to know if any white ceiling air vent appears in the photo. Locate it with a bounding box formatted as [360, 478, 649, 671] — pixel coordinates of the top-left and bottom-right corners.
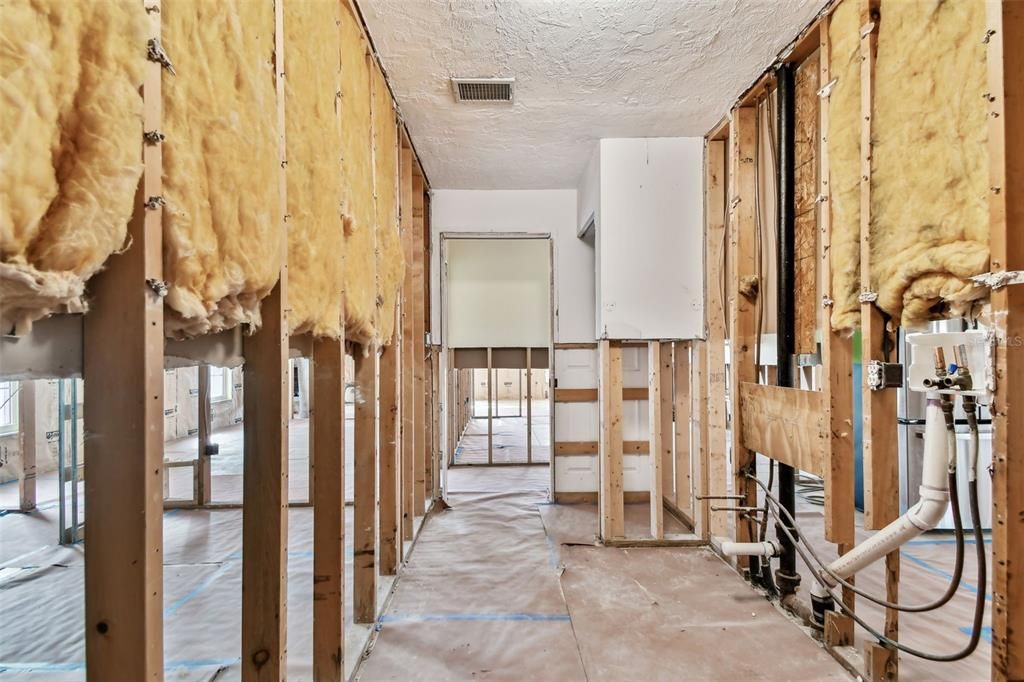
[451, 77, 515, 103]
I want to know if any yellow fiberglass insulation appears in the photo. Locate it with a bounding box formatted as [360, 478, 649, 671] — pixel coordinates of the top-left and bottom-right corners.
[0, 0, 145, 335]
[340, 5, 378, 346]
[373, 65, 404, 346]
[162, 0, 283, 339]
[826, 0, 861, 332]
[284, 0, 345, 338]
[870, 0, 989, 328]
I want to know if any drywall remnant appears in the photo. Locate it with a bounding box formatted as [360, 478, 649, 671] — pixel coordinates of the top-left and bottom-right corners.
[0, 0, 146, 335]
[826, 0, 861, 332]
[285, 0, 346, 338]
[870, 0, 989, 327]
[162, 0, 283, 339]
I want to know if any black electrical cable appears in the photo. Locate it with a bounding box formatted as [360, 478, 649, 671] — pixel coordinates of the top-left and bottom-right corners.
[749, 471, 965, 612]
[752, 478, 987, 661]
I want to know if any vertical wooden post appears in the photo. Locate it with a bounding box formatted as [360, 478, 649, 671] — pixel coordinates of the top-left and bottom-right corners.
[399, 146, 415, 541]
[412, 173, 426, 513]
[728, 107, 759, 560]
[17, 380, 36, 511]
[312, 337, 345, 681]
[431, 346, 441, 497]
[197, 365, 212, 505]
[692, 342, 711, 539]
[672, 342, 691, 515]
[599, 340, 624, 540]
[705, 138, 730, 540]
[487, 347, 494, 464]
[819, 12, 856, 646]
[379, 335, 400, 575]
[648, 342, 665, 539]
[988, 3, 1024, 679]
[82, 2, 163, 677]
[240, 0, 289, 676]
[526, 348, 533, 464]
[353, 345, 378, 623]
[858, 1, 897, 675]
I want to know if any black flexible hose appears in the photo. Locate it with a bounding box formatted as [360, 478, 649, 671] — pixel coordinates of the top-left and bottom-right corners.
[755, 479, 987, 661]
[749, 472, 965, 612]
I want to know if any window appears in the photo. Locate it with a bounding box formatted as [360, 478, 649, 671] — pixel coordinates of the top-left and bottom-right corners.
[0, 381, 18, 435]
[210, 367, 233, 403]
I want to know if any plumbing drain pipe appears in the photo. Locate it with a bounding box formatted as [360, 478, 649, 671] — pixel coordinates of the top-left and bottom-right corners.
[721, 540, 780, 558]
[809, 392, 952, 624]
[774, 62, 800, 597]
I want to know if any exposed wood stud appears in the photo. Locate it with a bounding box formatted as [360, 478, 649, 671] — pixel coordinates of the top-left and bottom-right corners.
[728, 106, 759, 561]
[648, 342, 665, 539]
[353, 346, 378, 623]
[399, 145, 415, 542]
[705, 138, 730, 541]
[197, 365, 212, 505]
[672, 342, 690, 515]
[486, 347, 493, 464]
[312, 337, 346, 681]
[83, 2, 164, 676]
[526, 347, 533, 464]
[858, 0, 897, 675]
[988, 2, 1024, 678]
[599, 340, 624, 540]
[378, 334, 400, 575]
[16, 381, 36, 511]
[412, 172, 427, 514]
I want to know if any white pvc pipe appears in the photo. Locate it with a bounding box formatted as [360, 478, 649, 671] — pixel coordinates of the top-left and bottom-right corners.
[812, 394, 950, 598]
[722, 540, 779, 558]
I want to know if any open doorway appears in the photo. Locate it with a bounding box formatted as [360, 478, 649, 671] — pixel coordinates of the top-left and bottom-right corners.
[441, 235, 554, 489]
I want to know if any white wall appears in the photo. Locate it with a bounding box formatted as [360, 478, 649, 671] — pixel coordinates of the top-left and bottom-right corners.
[596, 137, 705, 340]
[431, 190, 594, 344]
[447, 238, 551, 348]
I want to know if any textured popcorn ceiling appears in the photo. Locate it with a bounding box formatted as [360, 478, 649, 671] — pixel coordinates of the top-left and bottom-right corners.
[360, 0, 828, 189]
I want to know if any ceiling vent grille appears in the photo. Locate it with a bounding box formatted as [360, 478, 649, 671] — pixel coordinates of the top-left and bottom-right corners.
[451, 78, 515, 103]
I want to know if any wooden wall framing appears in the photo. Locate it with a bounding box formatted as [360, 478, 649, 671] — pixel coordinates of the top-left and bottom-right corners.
[699, 1, 1024, 680]
[0, 1, 439, 677]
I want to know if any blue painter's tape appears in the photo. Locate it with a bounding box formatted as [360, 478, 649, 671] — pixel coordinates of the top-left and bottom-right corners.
[164, 560, 234, 619]
[0, 659, 239, 673]
[900, 550, 991, 602]
[379, 612, 571, 625]
[959, 626, 992, 644]
[904, 538, 991, 546]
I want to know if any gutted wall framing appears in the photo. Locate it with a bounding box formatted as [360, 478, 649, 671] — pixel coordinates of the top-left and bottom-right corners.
[0, 0, 437, 678]
[699, 1, 1019, 680]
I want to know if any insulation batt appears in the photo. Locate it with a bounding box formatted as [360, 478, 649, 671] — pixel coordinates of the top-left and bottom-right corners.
[373, 64, 404, 345]
[162, 0, 283, 339]
[284, 0, 346, 338]
[826, 0, 861, 332]
[870, 0, 989, 328]
[829, 0, 990, 331]
[0, 0, 145, 335]
[340, 4, 379, 347]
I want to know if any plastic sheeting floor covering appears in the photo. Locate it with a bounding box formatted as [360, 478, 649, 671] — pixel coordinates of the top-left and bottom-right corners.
[0, 499, 411, 680]
[453, 400, 550, 465]
[358, 466, 848, 681]
[0, 463, 985, 680]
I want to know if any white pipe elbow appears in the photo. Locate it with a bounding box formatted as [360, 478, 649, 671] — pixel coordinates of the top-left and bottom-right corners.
[721, 540, 780, 558]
